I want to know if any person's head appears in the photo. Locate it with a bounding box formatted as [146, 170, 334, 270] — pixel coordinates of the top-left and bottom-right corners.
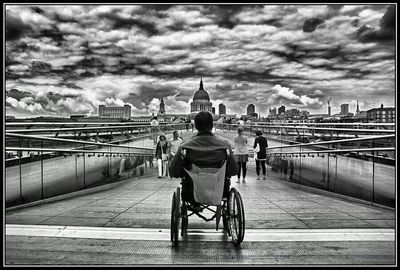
[173, 130, 179, 139]
[194, 111, 213, 132]
[159, 134, 166, 141]
[255, 130, 262, 136]
[238, 128, 243, 136]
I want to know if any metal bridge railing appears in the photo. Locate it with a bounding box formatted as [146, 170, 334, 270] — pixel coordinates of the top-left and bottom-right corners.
[5, 124, 189, 208]
[215, 122, 395, 208]
[5, 133, 154, 152]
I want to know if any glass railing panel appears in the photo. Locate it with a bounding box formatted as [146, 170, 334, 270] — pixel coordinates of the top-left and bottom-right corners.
[84, 145, 111, 189]
[371, 137, 395, 207]
[19, 149, 43, 205]
[298, 146, 329, 190]
[122, 149, 134, 181]
[42, 142, 82, 199]
[5, 154, 22, 207]
[265, 146, 281, 179]
[281, 146, 301, 184]
[373, 155, 395, 207]
[328, 148, 373, 203]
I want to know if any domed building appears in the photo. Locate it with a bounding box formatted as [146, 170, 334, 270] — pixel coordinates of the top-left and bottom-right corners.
[191, 78, 213, 114]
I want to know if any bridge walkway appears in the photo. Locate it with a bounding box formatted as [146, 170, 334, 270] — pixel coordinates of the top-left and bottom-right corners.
[5, 128, 395, 265]
[6, 166, 395, 265]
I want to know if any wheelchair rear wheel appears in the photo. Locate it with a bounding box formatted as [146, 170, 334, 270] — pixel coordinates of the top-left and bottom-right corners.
[170, 187, 181, 246]
[228, 187, 245, 246]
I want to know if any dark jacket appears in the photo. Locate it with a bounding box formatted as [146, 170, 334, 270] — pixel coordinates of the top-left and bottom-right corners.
[254, 135, 268, 160]
[169, 131, 238, 178]
[155, 141, 169, 159]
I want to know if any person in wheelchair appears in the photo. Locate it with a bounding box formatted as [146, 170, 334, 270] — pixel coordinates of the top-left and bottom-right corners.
[169, 111, 238, 211]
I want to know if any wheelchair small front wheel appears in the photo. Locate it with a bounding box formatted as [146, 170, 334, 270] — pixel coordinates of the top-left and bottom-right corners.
[228, 187, 245, 246]
[222, 200, 230, 235]
[170, 187, 181, 246]
[181, 202, 188, 236]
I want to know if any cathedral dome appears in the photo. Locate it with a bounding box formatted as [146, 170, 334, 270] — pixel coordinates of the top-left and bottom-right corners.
[193, 89, 210, 101]
[193, 78, 210, 101]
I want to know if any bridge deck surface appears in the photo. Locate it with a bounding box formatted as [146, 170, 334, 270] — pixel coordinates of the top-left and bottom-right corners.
[6, 168, 395, 265]
[5, 130, 396, 265]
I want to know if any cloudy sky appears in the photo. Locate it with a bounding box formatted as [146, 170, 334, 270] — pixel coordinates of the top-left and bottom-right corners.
[5, 4, 396, 118]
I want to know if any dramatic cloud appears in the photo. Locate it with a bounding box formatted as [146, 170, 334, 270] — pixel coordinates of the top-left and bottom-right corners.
[268, 84, 323, 109]
[303, 17, 325, 32]
[355, 5, 395, 43]
[5, 4, 396, 118]
[6, 10, 26, 40]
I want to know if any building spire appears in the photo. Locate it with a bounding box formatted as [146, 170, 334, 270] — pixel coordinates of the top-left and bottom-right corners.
[356, 100, 360, 113]
[199, 76, 204, 90]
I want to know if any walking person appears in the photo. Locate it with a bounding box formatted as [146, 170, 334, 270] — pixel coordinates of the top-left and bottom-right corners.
[169, 130, 183, 158]
[253, 130, 268, 180]
[150, 116, 159, 145]
[155, 134, 169, 178]
[237, 117, 245, 130]
[168, 130, 183, 178]
[234, 128, 249, 184]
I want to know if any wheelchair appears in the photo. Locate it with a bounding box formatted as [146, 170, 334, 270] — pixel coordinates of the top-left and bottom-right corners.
[170, 149, 245, 247]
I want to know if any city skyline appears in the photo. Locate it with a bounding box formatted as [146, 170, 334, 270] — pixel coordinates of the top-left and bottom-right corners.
[5, 4, 395, 118]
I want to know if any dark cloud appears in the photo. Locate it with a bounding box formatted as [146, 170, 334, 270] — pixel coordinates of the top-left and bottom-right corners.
[6, 10, 26, 40]
[5, 55, 21, 67]
[261, 19, 283, 27]
[98, 12, 159, 35]
[356, 5, 395, 43]
[76, 57, 105, 68]
[205, 5, 262, 29]
[57, 82, 82, 89]
[29, 61, 53, 74]
[380, 5, 395, 29]
[53, 13, 78, 23]
[303, 17, 325, 32]
[39, 26, 64, 44]
[141, 4, 173, 12]
[31, 6, 45, 14]
[46, 91, 79, 103]
[127, 84, 187, 109]
[6, 88, 34, 101]
[222, 68, 303, 83]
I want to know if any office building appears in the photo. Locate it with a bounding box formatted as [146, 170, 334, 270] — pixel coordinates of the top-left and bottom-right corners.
[98, 104, 131, 119]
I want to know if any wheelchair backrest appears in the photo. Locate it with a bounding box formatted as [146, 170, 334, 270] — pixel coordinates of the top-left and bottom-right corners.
[181, 148, 230, 206]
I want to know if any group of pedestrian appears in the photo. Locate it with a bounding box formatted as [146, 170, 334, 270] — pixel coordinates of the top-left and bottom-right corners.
[153, 113, 268, 182]
[233, 128, 268, 183]
[155, 130, 183, 178]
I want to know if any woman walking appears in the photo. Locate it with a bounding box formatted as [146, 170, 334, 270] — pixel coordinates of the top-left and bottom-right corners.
[234, 128, 248, 183]
[253, 130, 268, 180]
[155, 134, 169, 178]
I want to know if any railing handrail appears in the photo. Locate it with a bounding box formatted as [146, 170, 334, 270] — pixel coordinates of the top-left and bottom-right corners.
[5, 123, 187, 133]
[253, 122, 395, 126]
[266, 147, 395, 156]
[215, 127, 395, 153]
[264, 134, 395, 150]
[6, 147, 154, 156]
[5, 132, 155, 151]
[214, 123, 394, 133]
[5, 121, 176, 126]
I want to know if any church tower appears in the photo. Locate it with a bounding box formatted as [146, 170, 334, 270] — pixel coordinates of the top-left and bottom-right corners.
[159, 97, 166, 115]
